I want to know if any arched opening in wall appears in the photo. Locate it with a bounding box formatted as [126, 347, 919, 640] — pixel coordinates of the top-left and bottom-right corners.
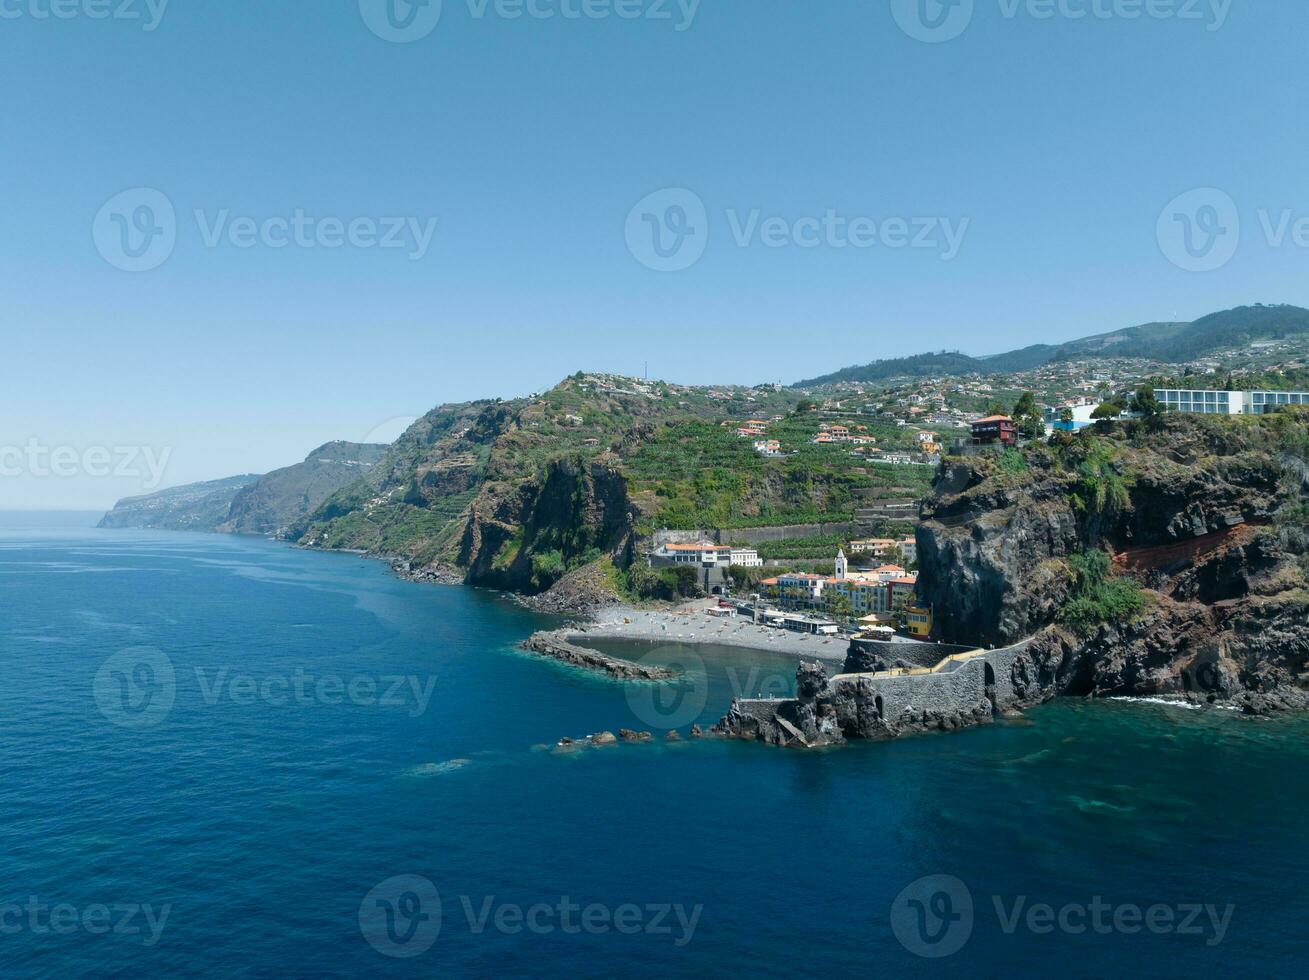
[711, 585, 723, 596]
[984, 662, 997, 713]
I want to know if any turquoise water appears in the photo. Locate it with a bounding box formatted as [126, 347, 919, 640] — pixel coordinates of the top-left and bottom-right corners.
[2, 514, 1308, 977]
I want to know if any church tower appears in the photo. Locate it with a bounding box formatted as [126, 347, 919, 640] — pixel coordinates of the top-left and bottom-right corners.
[835, 548, 848, 580]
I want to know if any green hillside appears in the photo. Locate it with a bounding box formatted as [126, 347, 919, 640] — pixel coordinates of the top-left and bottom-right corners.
[288, 375, 935, 593]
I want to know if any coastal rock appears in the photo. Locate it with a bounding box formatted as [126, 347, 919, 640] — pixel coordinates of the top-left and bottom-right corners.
[520, 559, 625, 617]
[521, 630, 676, 680]
[915, 415, 1309, 712]
[618, 729, 653, 742]
[590, 731, 617, 745]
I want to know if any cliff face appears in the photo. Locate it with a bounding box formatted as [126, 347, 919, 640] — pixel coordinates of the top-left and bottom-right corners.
[915, 413, 1309, 712]
[99, 442, 385, 537]
[217, 442, 386, 536]
[98, 475, 261, 531]
[458, 455, 638, 593]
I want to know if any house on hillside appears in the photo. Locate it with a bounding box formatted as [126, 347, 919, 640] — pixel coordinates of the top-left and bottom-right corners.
[971, 415, 1017, 446]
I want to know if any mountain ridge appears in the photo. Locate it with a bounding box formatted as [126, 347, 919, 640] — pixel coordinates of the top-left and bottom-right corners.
[98, 441, 385, 535]
[793, 304, 1309, 387]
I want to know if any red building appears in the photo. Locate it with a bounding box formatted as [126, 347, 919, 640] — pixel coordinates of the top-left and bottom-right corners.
[971, 415, 1018, 446]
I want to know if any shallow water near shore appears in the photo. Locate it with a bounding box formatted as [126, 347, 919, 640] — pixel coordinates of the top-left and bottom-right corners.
[3, 514, 1308, 977]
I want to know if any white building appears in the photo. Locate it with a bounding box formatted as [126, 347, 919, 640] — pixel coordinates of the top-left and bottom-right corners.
[655, 542, 762, 568]
[1155, 388, 1309, 415]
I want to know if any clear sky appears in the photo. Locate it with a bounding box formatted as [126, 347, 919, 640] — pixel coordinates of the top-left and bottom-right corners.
[2, 0, 1305, 508]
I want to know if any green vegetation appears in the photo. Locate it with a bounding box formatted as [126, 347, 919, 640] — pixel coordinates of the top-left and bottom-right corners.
[622, 420, 932, 532]
[623, 563, 701, 601]
[1012, 392, 1044, 440]
[997, 447, 1030, 476]
[1129, 385, 1165, 421]
[1063, 437, 1132, 516]
[1058, 549, 1145, 632]
[752, 534, 847, 560]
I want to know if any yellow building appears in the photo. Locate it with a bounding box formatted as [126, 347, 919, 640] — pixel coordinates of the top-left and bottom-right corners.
[903, 605, 933, 639]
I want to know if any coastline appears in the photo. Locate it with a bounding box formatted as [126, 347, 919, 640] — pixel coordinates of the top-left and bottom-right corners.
[115, 524, 855, 665]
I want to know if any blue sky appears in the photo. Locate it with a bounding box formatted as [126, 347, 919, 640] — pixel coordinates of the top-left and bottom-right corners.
[2, 0, 1305, 508]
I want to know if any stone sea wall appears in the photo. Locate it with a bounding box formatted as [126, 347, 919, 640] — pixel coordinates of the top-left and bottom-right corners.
[714, 641, 1031, 747]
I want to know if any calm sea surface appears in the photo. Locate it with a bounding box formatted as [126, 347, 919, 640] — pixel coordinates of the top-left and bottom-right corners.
[2, 513, 1308, 978]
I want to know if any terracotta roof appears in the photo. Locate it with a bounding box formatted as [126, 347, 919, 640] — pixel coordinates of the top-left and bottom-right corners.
[974, 415, 1013, 423]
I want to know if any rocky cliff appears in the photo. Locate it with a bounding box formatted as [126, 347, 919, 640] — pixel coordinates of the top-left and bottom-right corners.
[98, 474, 261, 531]
[915, 411, 1309, 712]
[99, 442, 384, 537]
[457, 455, 638, 593]
[216, 442, 386, 536]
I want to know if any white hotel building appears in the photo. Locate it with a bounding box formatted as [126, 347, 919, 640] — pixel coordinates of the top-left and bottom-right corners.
[1156, 389, 1309, 415]
[655, 542, 764, 568]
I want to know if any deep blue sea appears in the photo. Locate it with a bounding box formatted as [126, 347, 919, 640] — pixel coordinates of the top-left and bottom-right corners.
[3, 513, 1309, 978]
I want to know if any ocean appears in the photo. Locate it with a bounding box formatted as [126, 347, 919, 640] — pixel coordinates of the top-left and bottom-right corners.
[2, 513, 1307, 977]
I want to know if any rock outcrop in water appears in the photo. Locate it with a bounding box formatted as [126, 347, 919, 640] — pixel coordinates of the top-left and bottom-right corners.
[521, 629, 675, 680]
[916, 412, 1309, 713]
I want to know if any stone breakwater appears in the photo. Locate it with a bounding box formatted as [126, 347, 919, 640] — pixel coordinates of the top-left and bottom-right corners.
[713, 638, 1032, 747]
[521, 629, 676, 680]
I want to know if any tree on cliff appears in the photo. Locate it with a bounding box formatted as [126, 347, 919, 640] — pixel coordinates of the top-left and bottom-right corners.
[1130, 385, 1165, 422]
[1091, 398, 1126, 431]
[1012, 392, 1045, 440]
